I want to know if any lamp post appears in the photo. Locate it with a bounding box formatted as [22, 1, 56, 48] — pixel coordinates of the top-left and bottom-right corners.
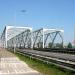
[13, 10, 26, 53]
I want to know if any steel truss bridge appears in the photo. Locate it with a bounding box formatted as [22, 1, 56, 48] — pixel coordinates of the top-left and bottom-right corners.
[1, 26, 75, 72]
[0, 26, 64, 49]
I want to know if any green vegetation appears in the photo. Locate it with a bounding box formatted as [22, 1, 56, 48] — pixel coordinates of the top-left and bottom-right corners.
[48, 42, 63, 48]
[48, 42, 52, 48]
[55, 43, 63, 48]
[67, 42, 72, 48]
[15, 52, 75, 75]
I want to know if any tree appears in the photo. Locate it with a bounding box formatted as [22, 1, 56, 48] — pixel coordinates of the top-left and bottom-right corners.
[67, 42, 72, 48]
[48, 42, 52, 48]
[55, 43, 63, 48]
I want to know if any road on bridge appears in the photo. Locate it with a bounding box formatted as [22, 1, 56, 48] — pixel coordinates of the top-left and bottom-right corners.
[17, 49, 75, 71]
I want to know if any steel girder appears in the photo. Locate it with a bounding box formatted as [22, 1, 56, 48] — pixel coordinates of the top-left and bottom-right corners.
[1, 26, 64, 49]
[33, 28, 43, 48]
[0, 26, 32, 48]
[7, 29, 32, 49]
[0, 27, 6, 48]
[33, 28, 64, 48]
[44, 31, 63, 48]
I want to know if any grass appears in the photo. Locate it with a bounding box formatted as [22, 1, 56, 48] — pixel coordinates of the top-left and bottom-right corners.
[15, 52, 75, 75]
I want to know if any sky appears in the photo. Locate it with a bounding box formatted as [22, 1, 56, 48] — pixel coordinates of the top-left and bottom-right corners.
[0, 0, 75, 44]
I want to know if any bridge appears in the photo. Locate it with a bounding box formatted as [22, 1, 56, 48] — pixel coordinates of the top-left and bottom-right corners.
[0, 26, 64, 49]
[0, 26, 75, 72]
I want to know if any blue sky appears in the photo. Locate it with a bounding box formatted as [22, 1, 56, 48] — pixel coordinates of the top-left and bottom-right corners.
[0, 0, 75, 43]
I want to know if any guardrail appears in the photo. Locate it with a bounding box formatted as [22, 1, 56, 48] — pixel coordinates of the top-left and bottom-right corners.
[33, 48, 75, 54]
[16, 49, 75, 72]
[7, 47, 75, 54]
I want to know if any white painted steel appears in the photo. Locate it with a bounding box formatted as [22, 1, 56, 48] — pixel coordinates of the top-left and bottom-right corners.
[1, 26, 63, 48]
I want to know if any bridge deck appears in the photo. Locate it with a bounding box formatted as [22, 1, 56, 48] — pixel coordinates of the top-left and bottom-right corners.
[21, 49, 75, 62]
[17, 49, 75, 71]
[0, 48, 41, 75]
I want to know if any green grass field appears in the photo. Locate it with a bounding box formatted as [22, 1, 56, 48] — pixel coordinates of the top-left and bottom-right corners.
[15, 53, 75, 75]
